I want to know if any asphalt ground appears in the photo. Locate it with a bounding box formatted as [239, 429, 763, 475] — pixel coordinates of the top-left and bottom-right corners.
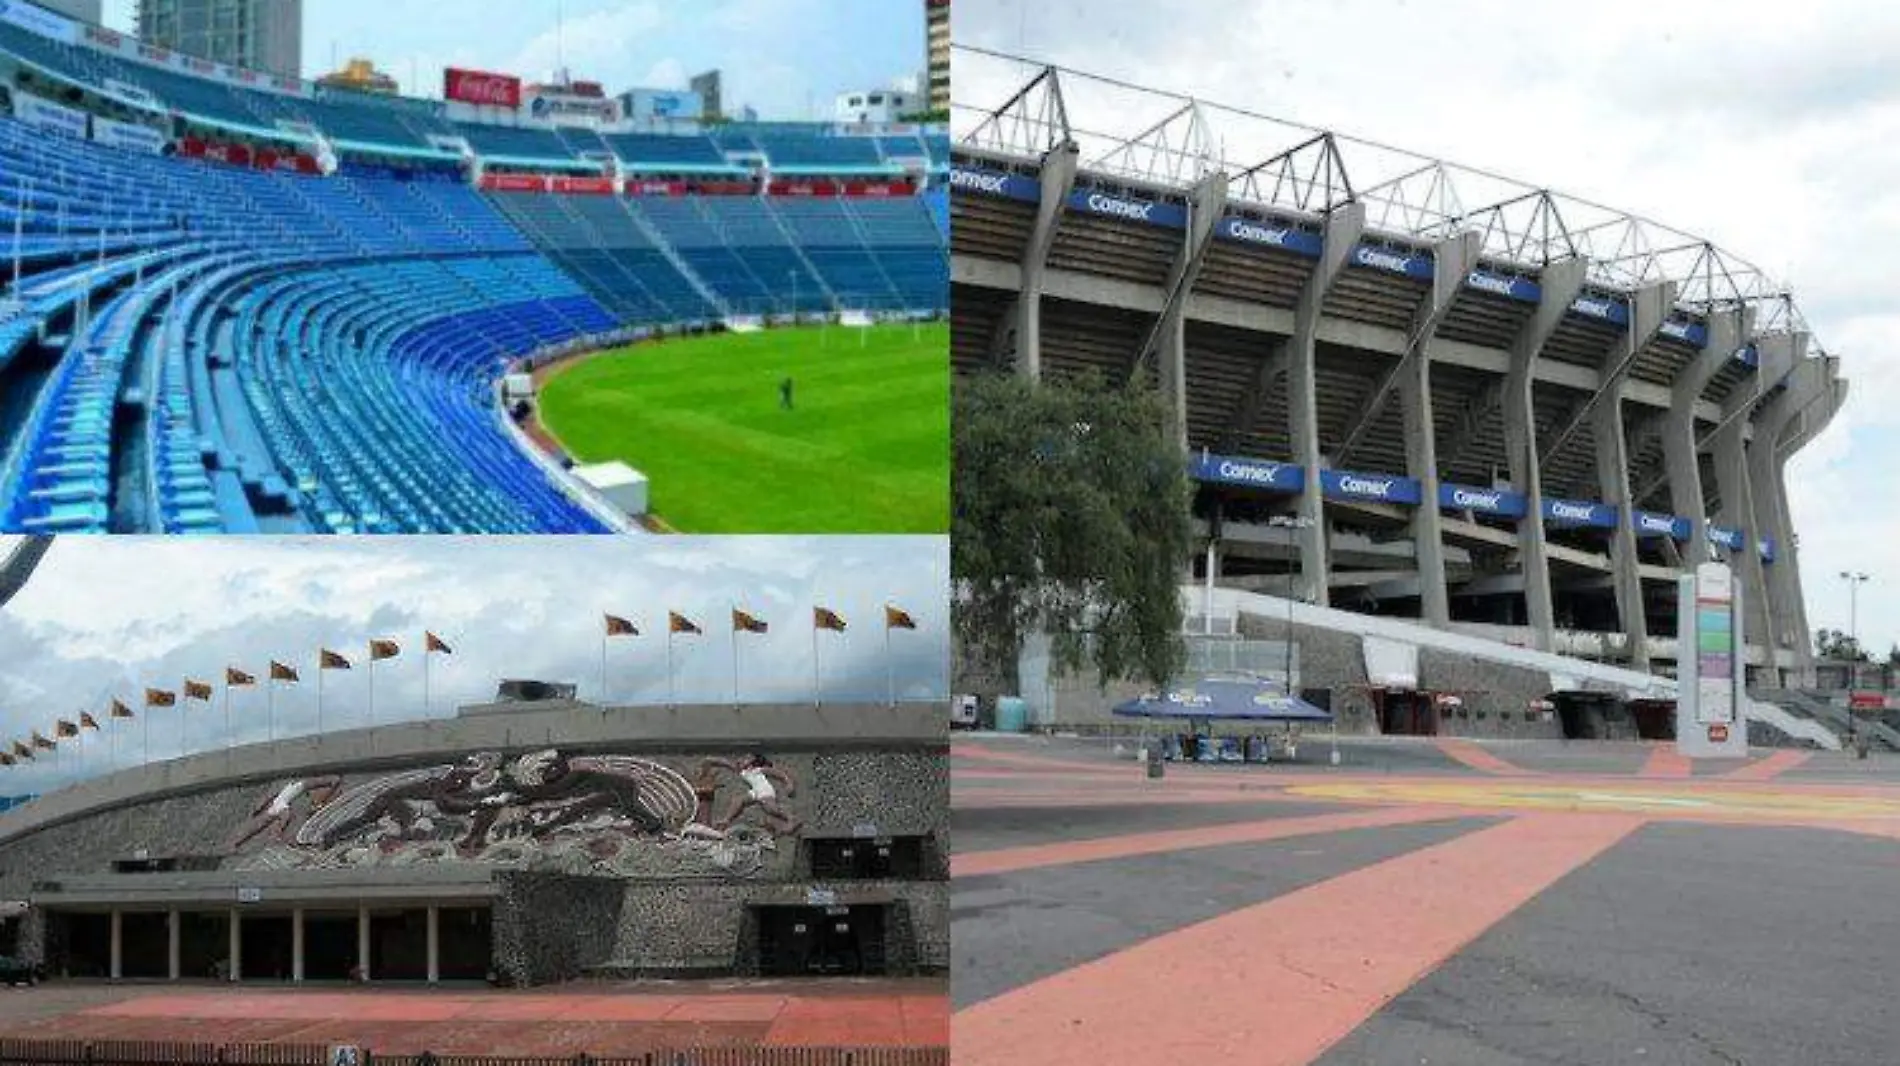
[950, 734, 1900, 1065]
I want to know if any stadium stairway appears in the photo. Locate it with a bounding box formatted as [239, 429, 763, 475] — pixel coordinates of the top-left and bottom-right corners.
[1751, 689, 1900, 752]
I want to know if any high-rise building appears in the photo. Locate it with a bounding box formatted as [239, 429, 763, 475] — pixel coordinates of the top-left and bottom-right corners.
[689, 69, 722, 122]
[137, 0, 304, 79]
[32, 0, 103, 23]
[925, 0, 949, 113]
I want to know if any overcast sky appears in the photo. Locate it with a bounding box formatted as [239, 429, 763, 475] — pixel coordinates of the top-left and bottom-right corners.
[0, 536, 946, 794]
[955, 0, 1899, 656]
[96, 0, 924, 118]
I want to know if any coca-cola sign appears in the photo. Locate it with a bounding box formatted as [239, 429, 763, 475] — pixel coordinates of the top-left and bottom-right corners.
[445, 67, 523, 109]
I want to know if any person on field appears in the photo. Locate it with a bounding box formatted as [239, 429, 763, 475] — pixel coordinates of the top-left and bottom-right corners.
[780, 376, 795, 410]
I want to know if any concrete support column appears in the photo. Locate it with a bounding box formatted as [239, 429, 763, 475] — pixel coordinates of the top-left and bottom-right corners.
[1399, 232, 1482, 626]
[1594, 396, 1649, 668]
[1663, 307, 1752, 567]
[426, 906, 440, 985]
[109, 909, 122, 981]
[1152, 172, 1228, 450]
[1504, 257, 1589, 651]
[357, 904, 371, 982]
[228, 908, 241, 983]
[1774, 376, 1846, 687]
[1750, 353, 1831, 682]
[291, 908, 305, 983]
[166, 908, 180, 981]
[1288, 201, 1367, 605]
[1595, 282, 1671, 669]
[1014, 142, 1079, 381]
[1710, 419, 1775, 682]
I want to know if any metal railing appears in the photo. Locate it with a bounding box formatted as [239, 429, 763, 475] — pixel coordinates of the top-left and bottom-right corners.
[0, 1039, 949, 1066]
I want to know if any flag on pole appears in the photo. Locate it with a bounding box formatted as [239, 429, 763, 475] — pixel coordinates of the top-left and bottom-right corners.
[227, 667, 256, 687]
[885, 605, 918, 630]
[370, 639, 400, 661]
[0, 752, 13, 767]
[669, 612, 702, 635]
[55, 719, 78, 738]
[605, 614, 639, 637]
[145, 688, 177, 708]
[184, 680, 213, 702]
[110, 698, 134, 719]
[270, 661, 299, 683]
[426, 631, 453, 654]
[814, 607, 848, 632]
[732, 608, 769, 633]
[80, 712, 100, 731]
[320, 649, 351, 670]
[11, 740, 31, 760]
[31, 731, 54, 750]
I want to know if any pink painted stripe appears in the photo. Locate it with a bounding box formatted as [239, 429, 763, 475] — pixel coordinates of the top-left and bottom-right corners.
[952, 806, 1459, 878]
[952, 813, 1643, 1066]
[1434, 738, 1528, 775]
[1722, 749, 1813, 781]
[1640, 745, 1694, 778]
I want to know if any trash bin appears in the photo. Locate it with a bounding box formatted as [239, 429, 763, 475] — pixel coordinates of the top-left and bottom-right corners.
[1146, 756, 1165, 779]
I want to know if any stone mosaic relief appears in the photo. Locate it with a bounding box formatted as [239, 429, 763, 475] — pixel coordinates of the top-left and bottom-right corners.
[227, 750, 802, 878]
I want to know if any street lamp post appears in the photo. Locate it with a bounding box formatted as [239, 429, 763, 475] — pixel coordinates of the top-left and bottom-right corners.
[1840, 571, 1871, 743]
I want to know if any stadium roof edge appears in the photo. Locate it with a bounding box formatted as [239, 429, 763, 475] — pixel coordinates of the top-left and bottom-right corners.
[951, 45, 1826, 355]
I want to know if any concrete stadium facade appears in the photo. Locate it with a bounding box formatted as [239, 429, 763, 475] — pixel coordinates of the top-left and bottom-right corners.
[0, 698, 947, 986]
[950, 60, 1845, 690]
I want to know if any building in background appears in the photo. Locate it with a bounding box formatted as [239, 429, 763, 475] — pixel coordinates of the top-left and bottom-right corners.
[315, 57, 396, 95]
[836, 84, 921, 126]
[925, 0, 948, 113]
[31, 0, 102, 22]
[689, 69, 722, 121]
[136, 0, 303, 79]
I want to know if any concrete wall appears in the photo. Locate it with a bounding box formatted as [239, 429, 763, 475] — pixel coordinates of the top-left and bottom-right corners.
[493, 871, 626, 986]
[614, 880, 949, 977]
[0, 701, 946, 848]
[0, 748, 944, 901]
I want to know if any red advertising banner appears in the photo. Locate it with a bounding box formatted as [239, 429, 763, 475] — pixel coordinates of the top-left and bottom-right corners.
[1849, 691, 1887, 711]
[696, 181, 758, 196]
[551, 176, 616, 195]
[445, 67, 523, 109]
[842, 181, 914, 198]
[479, 173, 551, 192]
[767, 180, 839, 197]
[625, 180, 687, 197]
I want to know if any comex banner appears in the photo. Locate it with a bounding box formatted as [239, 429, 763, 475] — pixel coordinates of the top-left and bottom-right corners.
[1438, 482, 1528, 519]
[1067, 188, 1187, 228]
[1188, 452, 1304, 493]
[13, 90, 88, 140]
[1319, 469, 1422, 506]
[1542, 496, 1619, 530]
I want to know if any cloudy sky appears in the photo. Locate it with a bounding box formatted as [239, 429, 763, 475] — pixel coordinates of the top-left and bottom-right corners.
[96, 0, 925, 118]
[0, 536, 946, 793]
[956, 0, 1897, 655]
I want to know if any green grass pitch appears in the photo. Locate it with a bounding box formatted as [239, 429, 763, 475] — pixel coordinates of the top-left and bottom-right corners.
[537, 322, 949, 533]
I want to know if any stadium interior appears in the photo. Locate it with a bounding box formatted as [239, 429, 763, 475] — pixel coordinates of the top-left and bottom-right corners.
[951, 56, 1863, 745]
[0, 5, 950, 535]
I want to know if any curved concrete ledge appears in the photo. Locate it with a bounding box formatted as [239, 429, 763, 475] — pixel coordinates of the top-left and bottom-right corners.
[0, 699, 946, 846]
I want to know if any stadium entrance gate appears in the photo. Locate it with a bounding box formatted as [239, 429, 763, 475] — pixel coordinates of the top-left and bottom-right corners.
[754, 903, 890, 977]
[1373, 689, 1439, 736]
[36, 902, 494, 982]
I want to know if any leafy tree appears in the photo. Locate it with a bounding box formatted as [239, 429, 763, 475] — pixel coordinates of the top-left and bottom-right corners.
[1815, 628, 1871, 662]
[953, 371, 1192, 694]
